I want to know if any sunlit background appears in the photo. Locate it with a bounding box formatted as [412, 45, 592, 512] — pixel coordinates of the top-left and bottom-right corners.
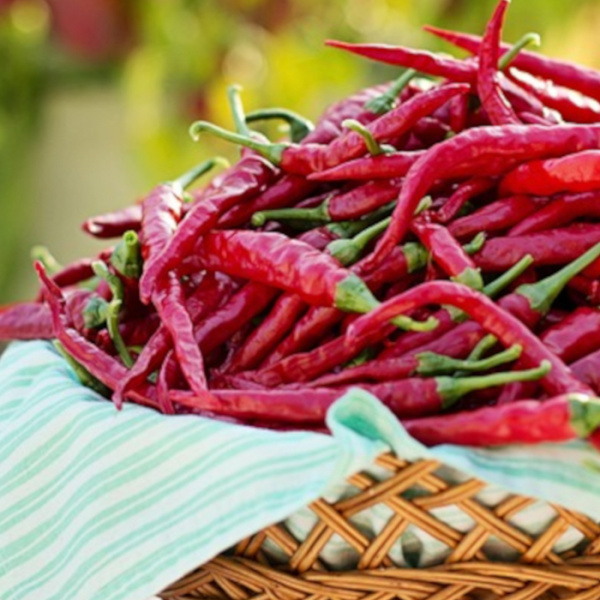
[2, 0, 600, 302]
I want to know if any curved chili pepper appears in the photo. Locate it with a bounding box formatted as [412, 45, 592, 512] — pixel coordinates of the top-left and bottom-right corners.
[252, 179, 401, 225]
[423, 24, 600, 102]
[404, 393, 600, 447]
[82, 205, 142, 239]
[367, 124, 600, 271]
[50, 258, 95, 289]
[474, 224, 600, 271]
[325, 40, 476, 83]
[411, 218, 483, 289]
[500, 150, 600, 196]
[438, 178, 496, 225]
[477, 0, 520, 125]
[346, 281, 594, 397]
[509, 68, 600, 124]
[139, 155, 278, 303]
[308, 151, 425, 182]
[192, 230, 382, 313]
[261, 243, 430, 367]
[449, 194, 549, 239]
[153, 272, 207, 396]
[508, 191, 600, 236]
[170, 361, 547, 425]
[35, 262, 158, 410]
[189, 83, 469, 176]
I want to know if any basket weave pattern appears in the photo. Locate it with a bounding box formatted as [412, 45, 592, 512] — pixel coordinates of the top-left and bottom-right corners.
[159, 454, 600, 600]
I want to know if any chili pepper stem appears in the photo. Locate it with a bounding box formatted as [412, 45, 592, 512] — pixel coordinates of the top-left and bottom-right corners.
[517, 241, 600, 314]
[227, 84, 251, 137]
[499, 32, 541, 70]
[252, 201, 331, 226]
[416, 343, 522, 376]
[189, 121, 287, 165]
[111, 230, 142, 279]
[484, 255, 534, 297]
[83, 295, 109, 329]
[462, 232, 486, 255]
[403, 242, 430, 273]
[364, 69, 418, 115]
[569, 394, 600, 437]
[30, 246, 62, 275]
[342, 119, 390, 156]
[438, 360, 551, 409]
[172, 157, 229, 192]
[106, 300, 135, 368]
[245, 108, 315, 143]
[451, 266, 484, 290]
[328, 217, 391, 266]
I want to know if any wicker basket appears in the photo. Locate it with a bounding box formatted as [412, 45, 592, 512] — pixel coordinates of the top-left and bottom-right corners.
[158, 453, 600, 600]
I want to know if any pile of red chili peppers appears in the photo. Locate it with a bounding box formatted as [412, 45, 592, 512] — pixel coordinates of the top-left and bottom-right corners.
[5, 0, 600, 449]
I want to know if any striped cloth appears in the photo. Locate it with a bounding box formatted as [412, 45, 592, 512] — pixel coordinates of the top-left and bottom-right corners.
[1, 341, 600, 600]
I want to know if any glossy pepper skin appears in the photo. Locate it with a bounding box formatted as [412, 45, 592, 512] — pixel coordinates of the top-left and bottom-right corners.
[82, 205, 142, 239]
[139, 156, 277, 303]
[423, 24, 600, 103]
[366, 124, 600, 270]
[448, 195, 548, 239]
[508, 191, 600, 236]
[347, 281, 594, 397]
[476, 0, 520, 126]
[0, 302, 54, 340]
[500, 151, 600, 196]
[404, 394, 600, 447]
[192, 230, 379, 312]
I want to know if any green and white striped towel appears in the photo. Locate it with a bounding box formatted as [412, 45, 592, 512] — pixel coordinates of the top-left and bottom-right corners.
[1, 341, 600, 600]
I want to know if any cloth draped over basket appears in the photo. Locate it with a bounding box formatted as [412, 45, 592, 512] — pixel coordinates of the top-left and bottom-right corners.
[1, 341, 600, 600]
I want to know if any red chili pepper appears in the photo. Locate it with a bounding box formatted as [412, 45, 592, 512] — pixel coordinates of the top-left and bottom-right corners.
[260, 243, 430, 367]
[152, 272, 207, 396]
[423, 24, 600, 102]
[34, 262, 158, 410]
[500, 151, 600, 196]
[541, 307, 600, 365]
[157, 350, 177, 415]
[346, 281, 594, 397]
[436, 177, 495, 224]
[308, 151, 425, 182]
[509, 68, 600, 124]
[139, 156, 277, 303]
[477, 0, 520, 125]
[508, 191, 600, 236]
[326, 40, 476, 83]
[0, 302, 54, 340]
[403, 394, 600, 447]
[190, 83, 469, 176]
[411, 218, 483, 289]
[252, 179, 401, 225]
[448, 195, 549, 239]
[82, 205, 142, 239]
[411, 117, 451, 146]
[170, 361, 547, 425]
[192, 230, 381, 312]
[474, 224, 600, 271]
[365, 124, 600, 271]
[51, 258, 95, 289]
[571, 350, 600, 393]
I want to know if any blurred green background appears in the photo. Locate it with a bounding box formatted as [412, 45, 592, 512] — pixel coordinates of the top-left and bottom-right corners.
[2, 0, 600, 302]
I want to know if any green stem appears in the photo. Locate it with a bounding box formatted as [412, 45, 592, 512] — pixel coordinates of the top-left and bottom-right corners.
[462, 232, 486, 255]
[252, 201, 330, 226]
[438, 360, 551, 409]
[499, 32, 541, 70]
[227, 84, 251, 137]
[342, 119, 392, 156]
[53, 341, 111, 397]
[92, 260, 124, 304]
[466, 334, 498, 361]
[189, 121, 287, 165]
[402, 242, 430, 273]
[483, 254, 534, 298]
[245, 108, 314, 143]
[416, 344, 521, 376]
[106, 300, 134, 368]
[111, 230, 142, 279]
[569, 394, 600, 437]
[327, 217, 391, 266]
[517, 241, 600, 315]
[364, 69, 418, 115]
[82, 295, 109, 329]
[30, 246, 62, 275]
[172, 156, 229, 192]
